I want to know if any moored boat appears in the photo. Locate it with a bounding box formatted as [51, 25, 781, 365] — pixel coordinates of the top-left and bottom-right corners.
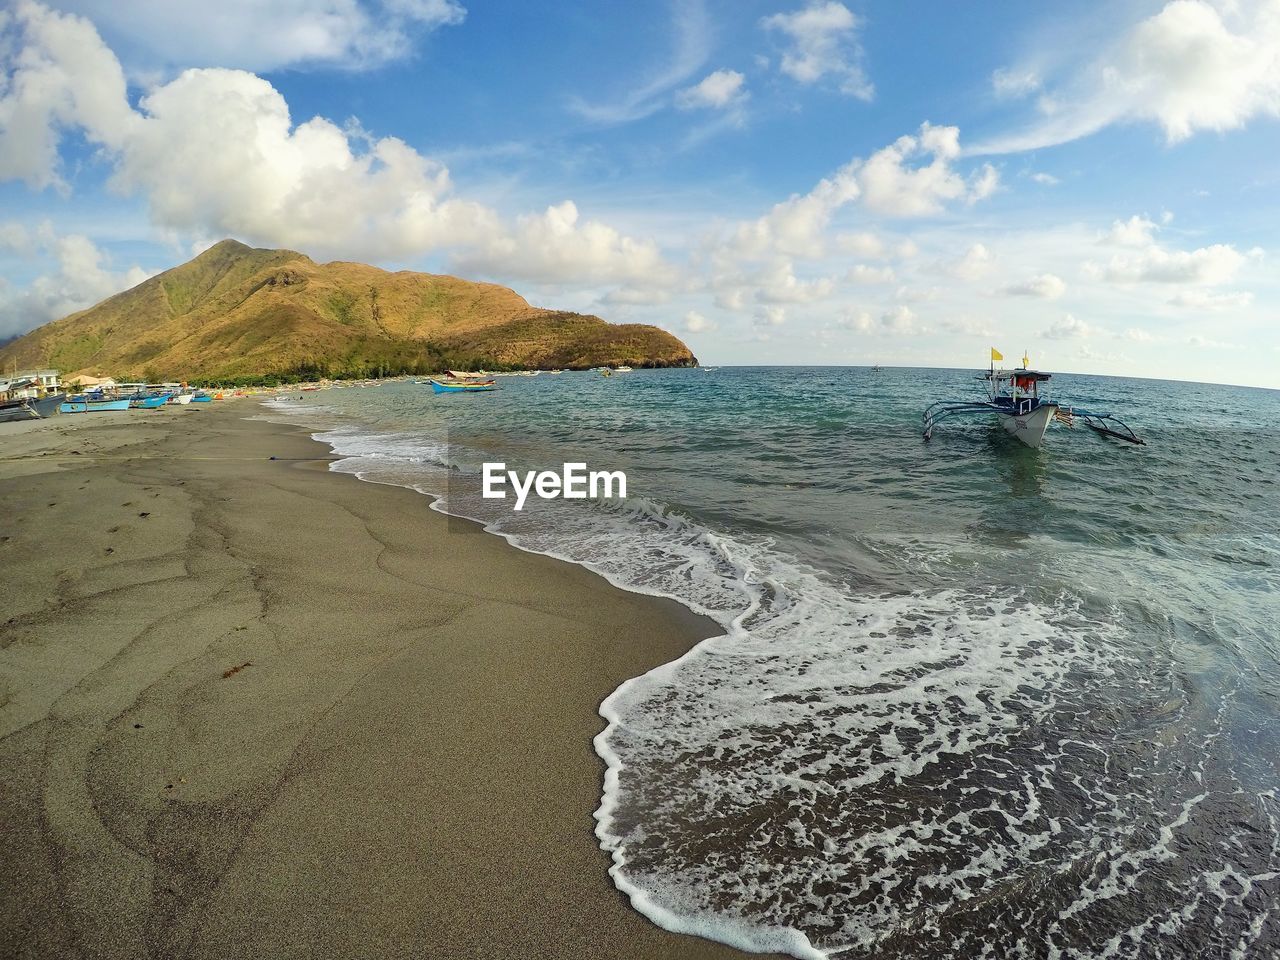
[129, 392, 172, 409]
[429, 377, 497, 393]
[167, 393, 194, 405]
[923, 349, 1144, 449]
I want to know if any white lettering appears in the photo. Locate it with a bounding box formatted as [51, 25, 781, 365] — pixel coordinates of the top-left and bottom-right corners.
[509, 469, 537, 511]
[482, 462, 507, 499]
[562, 462, 587, 499]
[481, 462, 626, 509]
[535, 471, 561, 499]
[591, 470, 627, 500]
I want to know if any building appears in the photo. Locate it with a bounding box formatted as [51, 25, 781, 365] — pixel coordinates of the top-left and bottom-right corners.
[10, 369, 62, 395]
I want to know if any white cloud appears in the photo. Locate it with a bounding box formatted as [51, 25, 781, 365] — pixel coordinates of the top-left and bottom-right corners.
[0, 4, 675, 290]
[754, 259, 835, 303]
[1041, 313, 1093, 339]
[938, 242, 995, 280]
[51, 0, 465, 73]
[977, 0, 1280, 152]
[1102, 214, 1159, 247]
[755, 305, 787, 326]
[1168, 288, 1254, 309]
[760, 1, 872, 99]
[1029, 172, 1060, 185]
[570, 1, 711, 123]
[992, 67, 1041, 98]
[1096, 243, 1244, 284]
[676, 69, 747, 110]
[836, 231, 885, 258]
[845, 263, 895, 284]
[456, 201, 676, 286]
[857, 124, 999, 216]
[942, 315, 995, 337]
[1004, 273, 1066, 298]
[879, 304, 920, 333]
[684, 310, 714, 332]
[0, 226, 150, 337]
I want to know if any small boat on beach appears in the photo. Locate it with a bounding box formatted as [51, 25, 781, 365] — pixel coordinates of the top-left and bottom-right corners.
[129, 392, 172, 409]
[923, 349, 1144, 449]
[60, 396, 131, 413]
[167, 393, 194, 405]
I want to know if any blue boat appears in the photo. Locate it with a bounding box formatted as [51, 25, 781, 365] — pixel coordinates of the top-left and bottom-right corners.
[128, 392, 172, 409]
[190, 393, 213, 403]
[923, 349, 1143, 449]
[60, 397, 131, 413]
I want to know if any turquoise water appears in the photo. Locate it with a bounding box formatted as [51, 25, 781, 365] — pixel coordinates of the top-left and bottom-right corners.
[263, 367, 1280, 959]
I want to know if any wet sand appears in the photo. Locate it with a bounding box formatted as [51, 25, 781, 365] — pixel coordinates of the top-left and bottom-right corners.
[0, 404, 760, 959]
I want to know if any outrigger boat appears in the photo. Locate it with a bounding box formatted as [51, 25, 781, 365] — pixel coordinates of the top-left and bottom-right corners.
[429, 376, 497, 393]
[923, 349, 1144, 449]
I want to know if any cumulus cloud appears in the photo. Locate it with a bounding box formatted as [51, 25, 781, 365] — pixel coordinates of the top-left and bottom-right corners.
[684, 310, 715, 332]
[1003, 273, 1067, 298]
[937, 242, 995, 280]
[760, 1, 872, 99]
[676, 69, 747, 109]
[1094, 243, 1244, 284]
[754, 305, 787, 326]
[754, 259, 836, 303]
[718, 123, 996, 268]
[1041, 313, 1094, 339]
[0, 3, 674, 291]
[0, 225, 150, 337]
[857, 124, 999, 216]
[1102, 214, 1159, 247]
[51, 0, 466, 73]
[977, 0, 1280, 152]
[455, 201, 676, 286]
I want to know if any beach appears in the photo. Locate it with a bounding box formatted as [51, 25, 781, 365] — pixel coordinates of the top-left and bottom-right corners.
[0, 403, 760, 960]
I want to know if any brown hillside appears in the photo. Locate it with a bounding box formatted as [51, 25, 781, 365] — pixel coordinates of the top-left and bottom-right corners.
[0, 239, 696, 380]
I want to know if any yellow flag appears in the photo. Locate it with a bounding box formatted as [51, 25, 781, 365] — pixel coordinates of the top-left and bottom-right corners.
[1022, 351, 1030, 368]
[990, 347, 1004, 362]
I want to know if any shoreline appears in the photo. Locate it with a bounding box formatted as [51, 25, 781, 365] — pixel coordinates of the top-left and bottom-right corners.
[0, 404, 766, 959]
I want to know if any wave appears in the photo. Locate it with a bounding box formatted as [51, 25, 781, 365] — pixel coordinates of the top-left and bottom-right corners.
[258, 405, 1280, 960]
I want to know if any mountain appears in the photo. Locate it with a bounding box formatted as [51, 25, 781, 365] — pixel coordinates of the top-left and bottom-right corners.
[0, 240, 697, 381]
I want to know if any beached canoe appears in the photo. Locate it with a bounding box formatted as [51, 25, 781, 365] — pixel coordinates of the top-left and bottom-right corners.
[60, 398, 131, 413]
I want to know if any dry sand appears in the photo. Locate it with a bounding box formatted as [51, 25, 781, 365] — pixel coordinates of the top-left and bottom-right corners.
[0, 403, 763, 959]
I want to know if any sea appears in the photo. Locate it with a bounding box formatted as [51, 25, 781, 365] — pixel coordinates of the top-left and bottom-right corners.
[258, 366, 1280, 959]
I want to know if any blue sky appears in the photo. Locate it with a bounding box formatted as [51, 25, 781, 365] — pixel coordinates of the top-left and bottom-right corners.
[2, 0, 1278, 386]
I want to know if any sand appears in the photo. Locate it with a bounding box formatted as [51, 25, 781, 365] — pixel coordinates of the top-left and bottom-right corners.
[0, 403, 763, 960]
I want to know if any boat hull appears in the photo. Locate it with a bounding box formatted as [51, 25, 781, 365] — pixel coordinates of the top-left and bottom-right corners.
[429, 379, 496, 393]
[29, 393, 67, 418]
[999, 403, 1058, 448]
[60, 398, 132, 413]
[167, 393, 194, 405]
[130, 394, 172, 409]
[0, 400, 37, 423]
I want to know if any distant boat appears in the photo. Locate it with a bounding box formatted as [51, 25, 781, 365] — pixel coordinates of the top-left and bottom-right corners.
[60, 397, 131, 413]
[166, 393, 194, 405]
[614, 365, 633, 372]
[190, 393, 213, 403]
[923, 349, 1144, 449]
[429, 377, 496, 393]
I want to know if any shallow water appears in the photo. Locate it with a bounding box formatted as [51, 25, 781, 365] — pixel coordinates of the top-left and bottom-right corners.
[260, 367, 1280, 958]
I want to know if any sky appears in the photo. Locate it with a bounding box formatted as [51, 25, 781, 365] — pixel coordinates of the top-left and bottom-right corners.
[1, 0, 1278, 387]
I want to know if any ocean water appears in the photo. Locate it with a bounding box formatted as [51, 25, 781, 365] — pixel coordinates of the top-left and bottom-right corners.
[259, 367, 1280, 959]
